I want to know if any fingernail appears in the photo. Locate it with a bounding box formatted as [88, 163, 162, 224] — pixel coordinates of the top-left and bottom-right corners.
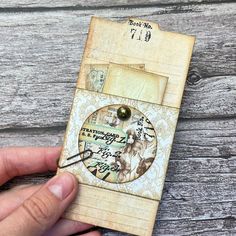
[48, 173, 75, 200]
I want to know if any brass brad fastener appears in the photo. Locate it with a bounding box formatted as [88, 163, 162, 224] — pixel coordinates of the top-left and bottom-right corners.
[117, 105, 131, 121]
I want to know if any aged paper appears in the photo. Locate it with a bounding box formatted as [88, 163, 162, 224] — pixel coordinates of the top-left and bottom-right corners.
[78, 17, 195, 108]
[81, 63, 145, 92]
[64, 184, 158, 236]
[58, 89, 178, 200]
[58, 17, 195, 236]
[103, 63, 168, 104]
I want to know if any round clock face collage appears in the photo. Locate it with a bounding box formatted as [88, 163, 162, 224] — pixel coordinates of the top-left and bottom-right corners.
[79, 104, 157, 183]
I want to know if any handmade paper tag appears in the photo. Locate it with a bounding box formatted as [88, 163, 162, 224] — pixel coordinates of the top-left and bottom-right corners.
[77, 17, 195, 109]
[103, 63, 168, 104]
[58, 17, 195, 236]
[58, 89, 178, 200]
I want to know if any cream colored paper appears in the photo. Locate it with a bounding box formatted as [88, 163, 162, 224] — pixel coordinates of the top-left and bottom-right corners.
[58, 17, 195, 236]
[78, 17, 195, 109]
[103, 64, 168, 104]
[58, 89, 178, 200]
[82, 63, 145, 92]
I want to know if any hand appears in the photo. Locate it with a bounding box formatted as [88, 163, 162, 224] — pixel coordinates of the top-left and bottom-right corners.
[0, 147, 101, 236]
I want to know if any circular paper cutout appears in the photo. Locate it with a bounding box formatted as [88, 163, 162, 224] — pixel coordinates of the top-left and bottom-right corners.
[78, 104, 157, 183]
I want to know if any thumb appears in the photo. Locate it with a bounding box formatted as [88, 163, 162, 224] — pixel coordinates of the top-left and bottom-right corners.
[0, 172, 78, 236]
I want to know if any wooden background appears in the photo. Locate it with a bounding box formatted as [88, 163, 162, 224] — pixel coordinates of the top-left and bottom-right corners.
[0, 0, 235, 235]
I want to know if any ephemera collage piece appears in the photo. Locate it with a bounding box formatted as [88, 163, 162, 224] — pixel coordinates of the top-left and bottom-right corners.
[83, 63, 145, 92]
[57, 17, 195, 236]
[58, 89, 178, 200]
[79, 104, 157, 183]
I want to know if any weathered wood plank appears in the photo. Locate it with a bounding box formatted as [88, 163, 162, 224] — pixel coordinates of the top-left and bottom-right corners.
[0, 0, 231, 9]
[173, 117, 236, 159]
[1, 161, 235, 235]
[0, 118, 235, 184]
[153, 217, 236, 236]
[0, 2, 235, 235]
[3, 168, 235, 236]
[0, 127, 65, 147]
[0, 75, 235, 129]
[2, 156, 235, 202]
[0, 4, 234, 80]
[163, 173, 236, 202]
[182, 76, 236, 119]
[0, 3, 235, 129]
[0, 118, 235, 235]
[2, 153, 235, 195]
[1, 133, 235, 235]
[1, 118, 235, 158]
[2, 170, 236, 220]
[105, 217, 236, 236]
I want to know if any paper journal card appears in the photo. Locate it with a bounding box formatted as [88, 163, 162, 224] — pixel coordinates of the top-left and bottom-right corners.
[57, 17, 195, 236]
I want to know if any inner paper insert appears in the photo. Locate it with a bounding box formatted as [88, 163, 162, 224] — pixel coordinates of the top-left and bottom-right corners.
[82, 63, 145, 92]
[103, 64, 168, 104]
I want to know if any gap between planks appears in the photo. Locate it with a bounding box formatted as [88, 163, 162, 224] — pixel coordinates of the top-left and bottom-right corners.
[0, 1, 234, 13]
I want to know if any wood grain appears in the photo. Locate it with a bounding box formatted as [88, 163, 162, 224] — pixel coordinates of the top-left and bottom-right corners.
[0, 75, 235, 129]
[1, 118, 235, 190]
[0, 3, 235, 129]
[0, 119, 235, 235]
[0, 3, 234, 79]
[0, 1, 235, 235]
[0, 0, 231, 9]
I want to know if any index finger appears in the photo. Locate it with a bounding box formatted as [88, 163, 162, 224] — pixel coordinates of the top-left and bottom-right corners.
[0, 147, 61, 185]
